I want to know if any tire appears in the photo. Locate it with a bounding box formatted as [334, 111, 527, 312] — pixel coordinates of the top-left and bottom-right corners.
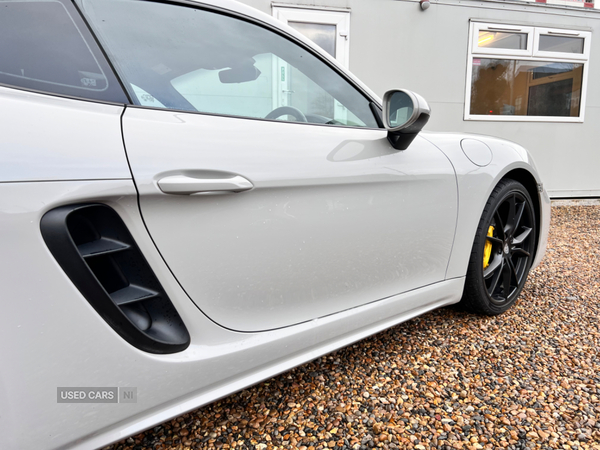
[461, 179, 537, 315]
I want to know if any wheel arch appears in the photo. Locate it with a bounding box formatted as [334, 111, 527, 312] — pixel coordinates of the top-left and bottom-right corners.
[444, 163, 548, 281]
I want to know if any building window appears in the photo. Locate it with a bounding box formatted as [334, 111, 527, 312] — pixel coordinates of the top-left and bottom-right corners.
[466, 22, 591, 122]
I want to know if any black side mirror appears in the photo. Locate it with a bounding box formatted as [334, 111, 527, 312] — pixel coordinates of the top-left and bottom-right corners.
[382, 89, 431, 150]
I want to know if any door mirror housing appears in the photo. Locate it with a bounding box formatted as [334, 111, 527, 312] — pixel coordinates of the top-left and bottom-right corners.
[382, 89, 431, 150]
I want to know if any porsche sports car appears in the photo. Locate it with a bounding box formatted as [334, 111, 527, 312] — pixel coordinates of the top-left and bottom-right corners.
[0, 0, 550, 448]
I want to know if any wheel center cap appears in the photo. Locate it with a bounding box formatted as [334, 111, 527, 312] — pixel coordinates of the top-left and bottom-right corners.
[504, 243, 510, 255]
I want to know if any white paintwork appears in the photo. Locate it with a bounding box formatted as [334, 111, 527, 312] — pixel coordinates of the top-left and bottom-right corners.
[123, 108, 458, 331]
[0, 86, 129, 182]
[421, 131, 551, 278]
[0, 1, 552, 449]
[0, 178, 464, 450]
[460, 138, 493, 167]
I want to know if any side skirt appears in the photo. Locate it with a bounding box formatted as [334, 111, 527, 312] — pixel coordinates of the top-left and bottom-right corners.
[75, 277, 465, 450]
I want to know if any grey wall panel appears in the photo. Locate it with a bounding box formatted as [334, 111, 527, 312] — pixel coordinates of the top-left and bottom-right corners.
[428, 102, 600, 197]
[237, 0, 600, 196]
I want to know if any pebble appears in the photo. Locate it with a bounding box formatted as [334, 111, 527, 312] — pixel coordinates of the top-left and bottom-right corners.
[105, 206, 600, 450]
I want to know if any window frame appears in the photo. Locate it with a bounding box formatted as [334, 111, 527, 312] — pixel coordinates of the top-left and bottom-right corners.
[533, 27, 591, 61]
[78, 0, 382, 130]
[471, 23, 535, 57]
[465, 21, 591, 123]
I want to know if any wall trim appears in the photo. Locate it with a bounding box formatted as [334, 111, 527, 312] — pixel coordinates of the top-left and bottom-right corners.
[271, 2, 351, 12]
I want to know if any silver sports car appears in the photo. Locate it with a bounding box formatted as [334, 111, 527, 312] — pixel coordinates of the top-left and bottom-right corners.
[0, 0, 550, 448]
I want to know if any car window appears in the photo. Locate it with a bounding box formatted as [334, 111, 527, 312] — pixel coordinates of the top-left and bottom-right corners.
[75, 0, 379, 128]
[0, 0, 127, 103]
[131, 84, 165, 108]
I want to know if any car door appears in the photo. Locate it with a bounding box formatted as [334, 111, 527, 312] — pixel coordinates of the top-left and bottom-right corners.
[77, 0, 458, 332]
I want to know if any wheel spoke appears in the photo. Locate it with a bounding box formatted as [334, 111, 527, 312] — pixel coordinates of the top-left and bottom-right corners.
[484, 255, 502, 278]
[467, 183, 536, 312]
[513, 200, 525, 232]
[505, 195, 516, 236]
[494, 210, 506, 239]
[486, 235, 503, 245]
[502, 260, 512, 298]
[507, 257, 520, 284]
[512, 227, 532, 245]
[488, 258, 504, 295]
[512, 248, 531, 258]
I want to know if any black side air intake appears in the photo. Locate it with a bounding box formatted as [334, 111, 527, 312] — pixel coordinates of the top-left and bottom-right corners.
[41, 204, 190, 354]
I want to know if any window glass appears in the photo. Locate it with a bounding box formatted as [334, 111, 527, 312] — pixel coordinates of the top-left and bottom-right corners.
[75, 0, 378, 128]
[469, 23, 590, 120]
[131, 84, 165, 108]
[539, 35, 584, 54]
[470, 59, 583, 117]
[288, 22, 337, 58]
[0, 0, 127, 102]
[478, 31, 528, 50]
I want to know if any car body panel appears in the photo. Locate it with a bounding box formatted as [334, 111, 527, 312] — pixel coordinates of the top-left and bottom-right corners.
[421, 132, 551, 279]
[122, 107, 458, 331]
[0, 86, 129, 183]
[0, 178, 464, 450]
[0, 0, 550, 449]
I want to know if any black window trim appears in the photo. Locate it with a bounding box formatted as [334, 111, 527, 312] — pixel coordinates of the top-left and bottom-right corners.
[71, 0, 133, 104]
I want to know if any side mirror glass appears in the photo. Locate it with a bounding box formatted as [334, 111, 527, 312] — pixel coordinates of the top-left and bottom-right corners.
[382, 89, 431, 150]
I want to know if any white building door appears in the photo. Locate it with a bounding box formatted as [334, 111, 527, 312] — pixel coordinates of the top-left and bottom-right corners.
[272, 6, 351, 122]
[272, 6, 350, 68]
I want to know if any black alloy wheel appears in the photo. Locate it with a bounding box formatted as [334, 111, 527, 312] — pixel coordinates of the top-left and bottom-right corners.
[462, 179, 537, 315]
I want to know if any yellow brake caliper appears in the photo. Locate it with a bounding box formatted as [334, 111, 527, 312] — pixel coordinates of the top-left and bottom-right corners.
[483, 226, 495, 269]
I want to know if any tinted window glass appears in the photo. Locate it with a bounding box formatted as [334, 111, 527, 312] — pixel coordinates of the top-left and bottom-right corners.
[75, 0, 378, 128]
[478, 31, 528, 50]
[539, 35, 584, 54]
[0, 0, 127, 102]
[288, 22, 337, 58]
[470, 58, 582, 117]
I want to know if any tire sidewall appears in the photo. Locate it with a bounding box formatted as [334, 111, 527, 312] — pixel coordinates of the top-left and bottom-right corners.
[469, 180, 536, 315]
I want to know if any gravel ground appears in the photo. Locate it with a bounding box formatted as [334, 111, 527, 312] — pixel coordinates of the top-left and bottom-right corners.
[107, 205, 600, 450]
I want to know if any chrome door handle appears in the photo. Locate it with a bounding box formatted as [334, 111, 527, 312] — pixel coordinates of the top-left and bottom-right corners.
[157, 174, 253, 195]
